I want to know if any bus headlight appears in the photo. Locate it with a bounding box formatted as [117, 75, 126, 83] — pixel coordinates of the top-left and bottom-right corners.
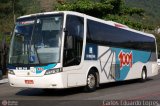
[45, 68, 62, 75]
[8, 70, 15, 75]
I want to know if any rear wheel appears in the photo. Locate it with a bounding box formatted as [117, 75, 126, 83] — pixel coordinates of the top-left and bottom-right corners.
[84, 71, 97, 92]
[141, 69, 147, 82]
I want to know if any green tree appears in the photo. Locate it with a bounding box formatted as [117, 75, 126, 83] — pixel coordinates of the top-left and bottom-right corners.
[56, 0, 151, 30]
[0, 0, 24, 33]
[19, 0, 41, 14]
[0, 0, 24, 46]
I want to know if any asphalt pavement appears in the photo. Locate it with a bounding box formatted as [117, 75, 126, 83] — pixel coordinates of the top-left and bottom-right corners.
[0, 72, 160, 106]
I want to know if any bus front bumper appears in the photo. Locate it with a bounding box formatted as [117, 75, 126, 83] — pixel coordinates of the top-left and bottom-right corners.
[8, 73, 67, 89]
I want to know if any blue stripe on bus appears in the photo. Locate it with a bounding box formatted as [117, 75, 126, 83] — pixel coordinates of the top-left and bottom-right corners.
[35, 64, 57, 74]
[112, 48, 151, 81]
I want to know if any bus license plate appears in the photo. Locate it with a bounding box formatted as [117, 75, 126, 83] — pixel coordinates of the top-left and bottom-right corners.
[25, 80, 34, 84]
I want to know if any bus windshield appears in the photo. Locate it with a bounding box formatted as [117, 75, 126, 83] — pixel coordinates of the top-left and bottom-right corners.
[9, 14, 63, 65]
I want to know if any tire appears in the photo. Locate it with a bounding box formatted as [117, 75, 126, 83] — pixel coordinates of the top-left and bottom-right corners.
[141, 69, 147, 82]
[84, 71, 97, 92]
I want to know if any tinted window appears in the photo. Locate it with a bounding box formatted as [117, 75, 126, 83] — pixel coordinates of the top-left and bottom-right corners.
[63, 15, 84, 67]
[87, 19, 155, 52]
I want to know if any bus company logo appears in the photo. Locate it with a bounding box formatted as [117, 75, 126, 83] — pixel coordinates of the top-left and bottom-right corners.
[86, 47, 96, 59]
[118, 50, 133, 69]
[89, 47, 93, 54]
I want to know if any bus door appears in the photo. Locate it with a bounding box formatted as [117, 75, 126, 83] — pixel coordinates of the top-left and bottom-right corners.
[63, 15, 84, 87]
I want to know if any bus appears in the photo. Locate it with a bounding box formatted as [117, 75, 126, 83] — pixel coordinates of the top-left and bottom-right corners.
[8, 11, 159, 91]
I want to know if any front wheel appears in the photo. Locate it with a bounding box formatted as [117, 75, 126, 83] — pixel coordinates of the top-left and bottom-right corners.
[84, 71, 97, 92]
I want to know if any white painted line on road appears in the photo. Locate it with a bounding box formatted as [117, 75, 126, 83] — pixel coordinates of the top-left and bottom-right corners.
[0, 78, 8, 84]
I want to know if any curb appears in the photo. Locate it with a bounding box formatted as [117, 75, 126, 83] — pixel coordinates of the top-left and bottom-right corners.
[0, 78, 8, 84]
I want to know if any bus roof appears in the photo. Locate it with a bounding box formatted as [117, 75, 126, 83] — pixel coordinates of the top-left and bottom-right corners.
[18, 11, 155, 39]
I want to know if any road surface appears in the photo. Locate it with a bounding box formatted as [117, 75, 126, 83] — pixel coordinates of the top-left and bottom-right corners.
[0, 72, 160, 106]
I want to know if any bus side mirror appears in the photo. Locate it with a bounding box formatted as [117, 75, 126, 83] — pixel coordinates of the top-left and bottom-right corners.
[64, 28, 69, 36]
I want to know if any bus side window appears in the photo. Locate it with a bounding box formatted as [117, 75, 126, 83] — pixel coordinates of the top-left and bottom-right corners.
[65, 35, 73, 49]
[63, 15, 84, 67]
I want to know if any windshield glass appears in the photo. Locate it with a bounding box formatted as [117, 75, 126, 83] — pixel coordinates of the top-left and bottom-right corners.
[9, 14, 63, 65]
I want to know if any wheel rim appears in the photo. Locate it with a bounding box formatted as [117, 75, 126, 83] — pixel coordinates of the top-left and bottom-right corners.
[142, 71, 146, 80]
[87, 74, 96, 89]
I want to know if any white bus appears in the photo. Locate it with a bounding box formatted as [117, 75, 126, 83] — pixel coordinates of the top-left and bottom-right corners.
[8, 11, 158, 91]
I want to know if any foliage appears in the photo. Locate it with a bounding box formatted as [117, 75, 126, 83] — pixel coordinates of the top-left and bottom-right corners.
[57, 0, 112, 18]
[0, 0, 23, 45]
[125, 0, 160, 26]
[0, 33, 11, 46]
[19, 0, 41, 14]
[56, 0, 127, 16]
[0, 0, 24, 17]
[0, 0, 24, 33]
[56, 0, 150, 30]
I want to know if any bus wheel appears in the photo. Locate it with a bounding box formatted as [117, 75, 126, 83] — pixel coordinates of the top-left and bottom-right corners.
[141, 69, 147, 82]
[85, 71, 97, 92]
